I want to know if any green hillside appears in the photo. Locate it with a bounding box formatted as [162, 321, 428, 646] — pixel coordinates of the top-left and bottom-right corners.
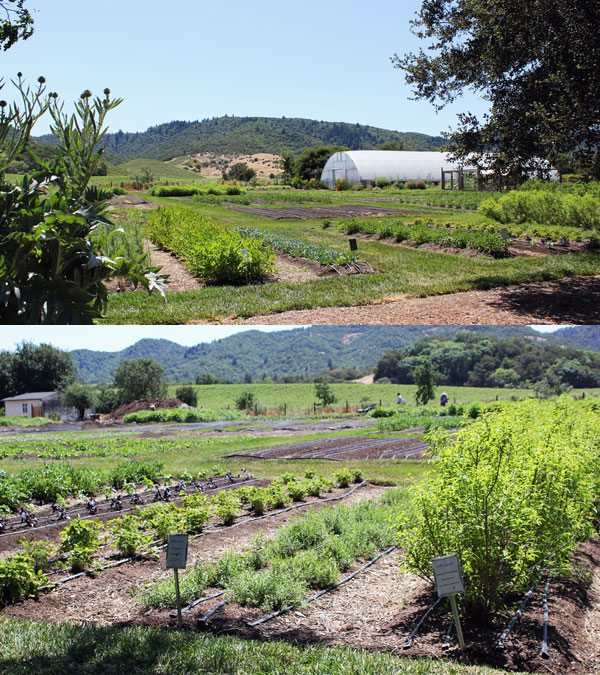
[70, 325, 600, 384]
[37, 116, 445, 163]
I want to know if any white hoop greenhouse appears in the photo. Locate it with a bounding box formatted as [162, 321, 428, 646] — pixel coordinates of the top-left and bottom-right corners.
[320, 150, 461, 188]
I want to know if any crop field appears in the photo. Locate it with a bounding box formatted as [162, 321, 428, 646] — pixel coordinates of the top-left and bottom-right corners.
[0, 396, 599, 674]
[99, 183, 600, 324]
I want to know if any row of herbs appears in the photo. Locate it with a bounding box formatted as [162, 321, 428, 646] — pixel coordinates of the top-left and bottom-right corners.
[338, 218, 510, 257]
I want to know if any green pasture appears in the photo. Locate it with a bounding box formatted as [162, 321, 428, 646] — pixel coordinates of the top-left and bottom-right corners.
[167, 382, 532, 412]
[101, 188, 600, 323]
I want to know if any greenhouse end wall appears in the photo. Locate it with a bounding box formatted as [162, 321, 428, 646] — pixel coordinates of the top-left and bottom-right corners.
[320, 150, 461, 188]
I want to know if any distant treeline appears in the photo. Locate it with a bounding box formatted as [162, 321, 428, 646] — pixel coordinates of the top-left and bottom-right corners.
[375, 333, 600, 389]
[35, 115, 444, 164]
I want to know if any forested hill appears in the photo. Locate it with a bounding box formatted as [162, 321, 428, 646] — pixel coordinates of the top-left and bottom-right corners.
[37, 116, 444, 162]
[70, 326, 600, 384]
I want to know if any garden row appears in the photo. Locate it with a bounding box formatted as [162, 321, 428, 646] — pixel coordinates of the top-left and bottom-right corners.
[147, 207, 363, 283]
[235, 227, 358, 267]
[338, 218, 509, 257]
[136, 485, 401, 612]
[0, 469, 364, 606]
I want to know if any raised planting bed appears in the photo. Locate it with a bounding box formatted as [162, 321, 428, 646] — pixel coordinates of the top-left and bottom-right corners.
[229, 205, 433, 220]
[222, 434, 433, 461]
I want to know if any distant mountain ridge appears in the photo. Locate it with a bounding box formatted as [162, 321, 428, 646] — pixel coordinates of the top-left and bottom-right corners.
[71, 326, 600, 384]
[37, 116, 445, 163]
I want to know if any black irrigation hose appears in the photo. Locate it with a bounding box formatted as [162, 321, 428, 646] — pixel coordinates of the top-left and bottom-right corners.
[170, 591, 226, 618]
[404, 597, 441, 649]
[442, 618, 455, 649]
[246, 545, 397, 628]
[197, 600, 228, 623]
[497, 578, 541, 650]
[541, 576, 551, 658]
[50, 554, 144, 587]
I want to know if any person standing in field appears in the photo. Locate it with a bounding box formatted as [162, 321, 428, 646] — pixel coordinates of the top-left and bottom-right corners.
[396, 392, 403, 405]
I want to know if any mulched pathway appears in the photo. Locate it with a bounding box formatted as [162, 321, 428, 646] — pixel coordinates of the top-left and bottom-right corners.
[228, 274, 600, 325]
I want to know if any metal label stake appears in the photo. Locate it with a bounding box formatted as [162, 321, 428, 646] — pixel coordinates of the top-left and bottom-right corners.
[432, 554, 466, 651]
[166, 533, 189, 628]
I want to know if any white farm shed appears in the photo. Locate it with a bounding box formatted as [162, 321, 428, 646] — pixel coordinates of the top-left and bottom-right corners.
[2, 391, 59, 418]
[320, 150, 461, 188]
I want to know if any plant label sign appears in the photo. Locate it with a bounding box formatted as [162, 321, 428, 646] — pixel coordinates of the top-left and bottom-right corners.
[166, 533, 189, 569]
[432, 554, 464, 598]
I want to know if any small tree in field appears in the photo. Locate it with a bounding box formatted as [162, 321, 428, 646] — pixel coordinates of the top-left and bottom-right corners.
[315, 382, 336, 408]
[113, 358, 166, 404]
[414, 358, 436, 405]
[61, 383, 96, 420]
[175, 385, 197, 407]
[236, 390, 256, 411]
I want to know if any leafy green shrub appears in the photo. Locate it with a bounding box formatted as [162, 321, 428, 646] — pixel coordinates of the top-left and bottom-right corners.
[265, 482, 288, 509]
[147, 207, 275, 284]
[334, 468, 353, 488]
[0, 81, 166, 324]
[335, 178, 352, 190]
[213, 491, 240, 525]
[235, 390, 256, 411]
[399, 398, 600, 619]
[174, 385, 197, 407]
[60, 518, 102, 554]
[17, 537, 57, 572]
[109, 515, 153, 557]
[183, 501, 211, 533]
[286, 480, 307, 502]
[150, 506, 185, 543]
[375, 176, 392, 188]
[0, 554, 51, 605]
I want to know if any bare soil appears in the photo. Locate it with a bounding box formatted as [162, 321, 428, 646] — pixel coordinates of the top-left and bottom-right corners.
[223, 435, 431, 461]
[2, 484, 599, 674]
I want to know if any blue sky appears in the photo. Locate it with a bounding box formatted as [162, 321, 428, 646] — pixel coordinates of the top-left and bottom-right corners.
[1, 0, 490, 137]
[0, 326, 568, 353]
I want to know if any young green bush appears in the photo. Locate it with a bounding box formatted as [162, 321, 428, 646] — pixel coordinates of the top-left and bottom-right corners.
[109, 515, 154, 557]
[0, 554, 51, 605]
[399, 398, 600, 620]
[228, 567, 308, 612]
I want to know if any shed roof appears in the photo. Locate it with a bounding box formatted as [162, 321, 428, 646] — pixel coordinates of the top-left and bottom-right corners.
[1, 391, 59, 402]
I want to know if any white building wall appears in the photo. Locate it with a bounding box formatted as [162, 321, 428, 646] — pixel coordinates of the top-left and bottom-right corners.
[4, 399, 43, 417]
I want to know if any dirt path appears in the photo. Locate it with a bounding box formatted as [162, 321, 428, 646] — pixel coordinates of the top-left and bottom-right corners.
[224, 274, 600, 325]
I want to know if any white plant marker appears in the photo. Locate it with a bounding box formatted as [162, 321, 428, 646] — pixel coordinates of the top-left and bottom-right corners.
[432, 554, 466, 650]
